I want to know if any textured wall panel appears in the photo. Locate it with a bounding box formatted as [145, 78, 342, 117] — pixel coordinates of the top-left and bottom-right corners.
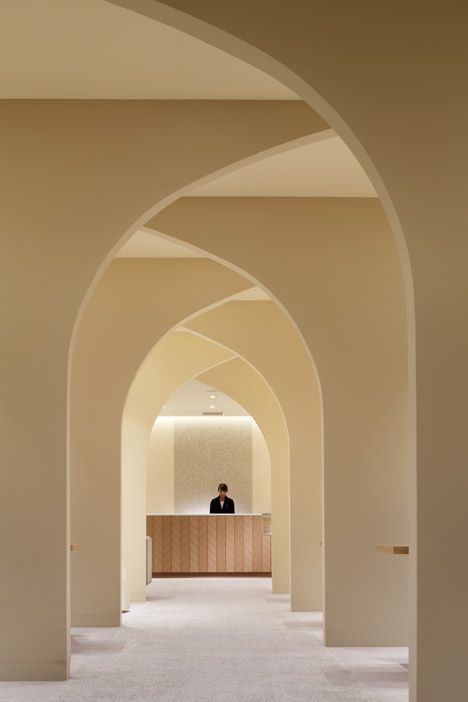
[243, 515, 253, 572]
[225, 516, 235, 572]
[148, 515, 271, 575]
[207, 517, 217, 573]
[171, 516, 181, 573]
[154, 516, 163, 573]
[216, 517, 226, 572]
[189, 516, 199, 572]
[180, 516, 190, 572]
[234, 517, 244, 572]
[174, 417, 252, 514]
[162, 516, 172, 572]
[253, 516, 263, 571]
[197, 516, 207, 572]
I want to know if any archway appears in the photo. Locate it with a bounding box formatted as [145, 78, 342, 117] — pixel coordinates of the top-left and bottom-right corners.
[67, 144, 408, 676]
[96, 8, 468, 694]
[143, 380, 274, 574]
[71, 249, 323, 622]
[70, 259, 253, 625]
[1, 2, 436, 700]
[151, 198, 409, 642]
[122, 331, 290, 596]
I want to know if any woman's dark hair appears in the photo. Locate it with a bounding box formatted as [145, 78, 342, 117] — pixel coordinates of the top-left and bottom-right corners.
[218, 483, 228, 492]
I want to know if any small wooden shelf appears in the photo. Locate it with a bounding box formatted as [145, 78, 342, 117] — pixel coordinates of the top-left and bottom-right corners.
[377, 545, 409, 555]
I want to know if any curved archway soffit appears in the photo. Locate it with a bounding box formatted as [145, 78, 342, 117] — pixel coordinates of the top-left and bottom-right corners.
[106, 0, 413, 311]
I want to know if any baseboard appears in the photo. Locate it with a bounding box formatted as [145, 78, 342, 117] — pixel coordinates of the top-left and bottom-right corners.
[291, 600, 323, 612]
[71, 614, 120, 627]
[0, 658, 69, 681]
[325, 629, 408, 647]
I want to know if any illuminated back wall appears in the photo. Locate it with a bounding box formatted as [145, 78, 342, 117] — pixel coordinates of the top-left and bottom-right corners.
[147, 416, 271, 515]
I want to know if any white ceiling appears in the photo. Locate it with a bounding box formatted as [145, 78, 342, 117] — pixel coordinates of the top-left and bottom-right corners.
[188, 134, 377, 197]
[158, 379, 248, 417]
[0, 0, 298, 99]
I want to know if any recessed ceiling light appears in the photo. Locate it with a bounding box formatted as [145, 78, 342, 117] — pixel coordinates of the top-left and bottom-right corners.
[210, 405, 215, 409]
[209, 394, 215, 399]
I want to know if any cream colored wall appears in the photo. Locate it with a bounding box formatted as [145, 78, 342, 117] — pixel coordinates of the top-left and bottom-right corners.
[173, 416, 253, 514]
[76, 200, 405, 631]
[123, 331, 234, 601]
[3, 2, 467, 696]
[124, 329, 285, 599]
[146, 416, 271, 515]
[71, 259, 251, 624]
[151, 197, 409, 643]
[147, 417, 174, 514]
[197, 358, 290, 594]
[135, 341, 288, 594]
[251, 422, 271, 515]
[112, 5, 468, 695]
[184, 304, 323, 612]
[1, 99, 321, 680]
[121, 413, 149, 602]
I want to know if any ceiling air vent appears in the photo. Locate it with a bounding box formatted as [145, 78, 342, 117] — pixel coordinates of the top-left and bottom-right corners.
[202, 411, 223, 416]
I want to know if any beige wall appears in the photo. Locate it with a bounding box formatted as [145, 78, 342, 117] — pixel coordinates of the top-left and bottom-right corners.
[198, 358, 290, 594]
[174, 416, 253, 514]
[183, 303, 323, 612]
[123, 329, 282, 600]
[2, 2, 467, 696]
[147, 415, 271, 515]
[1, 99, 320, 680]
[113, 4, 468, 695]
[251, 422, 271, 515]
[151, 197, 409, 642]
[71, 259, 251, 624]
[147, 417, 175, 514]
[124, 326, 289, 600]
[75, 199, 406, 632]
[123, 331, 235, 600]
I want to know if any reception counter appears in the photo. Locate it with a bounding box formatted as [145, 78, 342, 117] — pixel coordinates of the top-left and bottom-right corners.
[146, 514, 271, 576]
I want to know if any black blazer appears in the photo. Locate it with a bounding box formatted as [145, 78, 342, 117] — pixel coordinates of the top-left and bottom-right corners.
[210, 496, 235, 513]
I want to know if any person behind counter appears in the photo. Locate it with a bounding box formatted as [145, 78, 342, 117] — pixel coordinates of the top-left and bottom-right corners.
[210, 483, 235, 513]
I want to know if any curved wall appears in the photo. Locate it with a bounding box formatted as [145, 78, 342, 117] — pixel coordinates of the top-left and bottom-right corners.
[71, 259, 251, 625]
[123, 330, 234, 601]
[151, 197, 409, 644]
[0, 99, 321, 679]
[184, 303, 323, 612]
[109, 4, 468, 695]
[126, 336, 289, 596]
[3, 3, 466, 694]
[197, 357, 290, 593]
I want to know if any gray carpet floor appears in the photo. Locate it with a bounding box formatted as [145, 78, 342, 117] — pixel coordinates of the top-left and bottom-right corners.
[0, 578, 408, 701]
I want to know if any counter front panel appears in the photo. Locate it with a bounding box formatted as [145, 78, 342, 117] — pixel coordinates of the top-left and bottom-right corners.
[146, 515, 271, 576]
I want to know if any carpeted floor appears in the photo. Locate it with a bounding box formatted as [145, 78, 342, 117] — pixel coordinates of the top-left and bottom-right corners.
[0, 578, 408, 701]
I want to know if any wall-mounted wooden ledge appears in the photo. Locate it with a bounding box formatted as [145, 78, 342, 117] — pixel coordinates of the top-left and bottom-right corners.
[70, 543, 83, 551]
[377, 545, 409, 555]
